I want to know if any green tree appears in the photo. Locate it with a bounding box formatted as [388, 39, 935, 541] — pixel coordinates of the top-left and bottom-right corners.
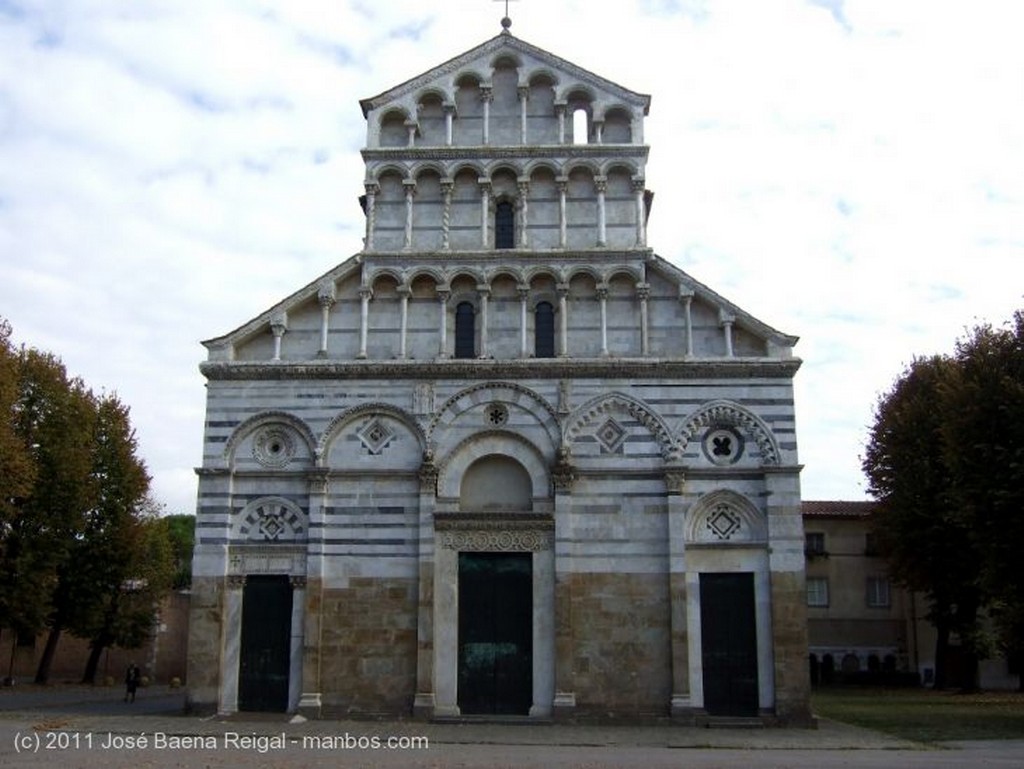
[941, 311, 1024, 689]
[163, 514, 195, 590]
[2, 347, 99, 684]
[863, 354, 983, 690]
[65, 396, 154, 684]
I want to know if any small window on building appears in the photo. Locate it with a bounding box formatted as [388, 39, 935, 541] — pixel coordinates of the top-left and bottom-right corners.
[807, 577, 829, 607]
[495, 200, 515, 249]
[454, 302, 475, 359]
[866, 576, 891, 608]
[572, 108, 589, 145]
[805, 532, 826, 557]
[534, 301, 555, 358]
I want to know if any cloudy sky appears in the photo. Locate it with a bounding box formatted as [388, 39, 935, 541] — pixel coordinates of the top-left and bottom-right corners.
[1, 0, 1021, 515]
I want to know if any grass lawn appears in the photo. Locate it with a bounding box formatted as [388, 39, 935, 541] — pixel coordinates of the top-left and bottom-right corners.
[812, 687, 1024, 743]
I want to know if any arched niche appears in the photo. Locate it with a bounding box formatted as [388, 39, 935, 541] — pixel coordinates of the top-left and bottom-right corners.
[684, 489, 767, 545]
[459, 454, 533, 512]
[437, 431, 550, 503]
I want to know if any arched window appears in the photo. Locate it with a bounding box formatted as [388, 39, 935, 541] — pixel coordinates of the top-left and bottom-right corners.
[495, 200, 515, 249]
[572, 108, 589, 145]
[534, 301, 555, 358]
[455, 302, 475, 359]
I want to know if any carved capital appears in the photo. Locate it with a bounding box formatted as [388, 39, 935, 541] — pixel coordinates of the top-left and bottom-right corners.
[317, 281, 337, 308]
[270, 312, 288, 336]
[594, 176, 608, 194]
[596, 284, 609, 300]
[227, 574, 247, 591]
[551, 446, 575, 493]
[631, 177, 646, 192]
[290, 575, 307, 590]
[364, 182, 380, 196]
[419, 461, 439, 493]
[436, 288, 451, 303]
[358, 287, 373, 300]
[664, 468, 687, 495]
[636, 283, 651, 302]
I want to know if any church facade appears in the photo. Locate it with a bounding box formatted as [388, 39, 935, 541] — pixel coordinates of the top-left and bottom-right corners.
[187, 23, 812, 724]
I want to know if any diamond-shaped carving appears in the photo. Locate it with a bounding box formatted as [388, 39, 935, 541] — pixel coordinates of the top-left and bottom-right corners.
[706, 503, 742, 540]
[595, 417, 627, 453]
[259, 512, 285, 540]
[357, 417, 395, 454]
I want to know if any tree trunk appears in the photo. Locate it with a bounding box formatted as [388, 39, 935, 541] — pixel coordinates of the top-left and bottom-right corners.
[933, 620, 950, 690]
[81, 638, 109, 685]
[34, 625, 62, 684]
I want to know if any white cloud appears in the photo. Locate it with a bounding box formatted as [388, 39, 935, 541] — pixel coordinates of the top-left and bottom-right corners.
[1, 0, 1021, 512]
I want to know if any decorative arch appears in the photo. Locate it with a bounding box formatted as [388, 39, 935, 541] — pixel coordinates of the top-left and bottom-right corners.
[446, 266, 486, 286]
[604, 266, 644, 284]
[318, 402, 426, 461]
[565, 264, 603, 283]
[684, 489, 767, 545]
[564, 392, 678, 460]
[564, 159, 600, 177]
[450, 161, 486, 178]
[678, 400, 780, 466]
[523, 159, 560, 178]
[484, 265, 525, 284]
[437, 430, 550, 500]
[428, 381, 561, 452]
[233, 496, 308, 542]
[404, 265, 447, 285]
[524, 264, 564, 284]
[222, 411, 317, 466]
[528, 68, 560, 88]
[603, 160, 641, 177]
[368, 164, 409, 184]
[411, 162, 447, 181]
[367, 266, 405, 288]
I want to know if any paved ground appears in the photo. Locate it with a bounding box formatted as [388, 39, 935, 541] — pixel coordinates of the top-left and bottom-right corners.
[1, 684, 1023, 768]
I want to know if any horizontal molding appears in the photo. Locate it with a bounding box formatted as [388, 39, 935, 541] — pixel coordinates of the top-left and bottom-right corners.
[201, 357, 801, 381]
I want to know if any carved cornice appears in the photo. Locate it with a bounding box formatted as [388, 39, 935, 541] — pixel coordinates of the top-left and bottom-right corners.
[361, 145, 648, 162]
[201, 358, 802, 382]
[434, 512, 555, 551]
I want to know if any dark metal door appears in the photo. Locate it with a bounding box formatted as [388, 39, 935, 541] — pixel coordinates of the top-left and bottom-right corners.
[238, 575, 292, 712]
[458, 552, 532, 715]
[700, 572, 759, 717]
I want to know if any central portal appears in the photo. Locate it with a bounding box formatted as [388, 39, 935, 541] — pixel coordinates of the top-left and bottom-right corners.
[457, 552, 533, 715]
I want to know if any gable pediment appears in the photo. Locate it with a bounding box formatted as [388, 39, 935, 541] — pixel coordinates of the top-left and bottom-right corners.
[359, 32, 651, 121]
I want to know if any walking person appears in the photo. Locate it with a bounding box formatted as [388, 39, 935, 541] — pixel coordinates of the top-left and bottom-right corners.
[124, 663, 141, 703]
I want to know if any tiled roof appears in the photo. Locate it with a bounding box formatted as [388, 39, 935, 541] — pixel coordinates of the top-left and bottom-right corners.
[801, 500, 876, 518]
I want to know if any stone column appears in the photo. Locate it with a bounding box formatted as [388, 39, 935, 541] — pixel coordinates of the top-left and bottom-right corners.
[597, 284, 609, 357]
[555, 102, 566, 144]
[357, 288, 371, 359]
[665, 468, 692, 719]
[595, 176, 607, 247]
[413, 456, 439, 717]
[719, 309, 735, 357]
[299, 470, 329, 718]
[556, 283, 569, 357]
[363, 183, 379, 250]
[477, 285, 490, 359]
[270, 312, 287, 361]
[405, 119, 417, 147]
[436, 288, 450, 359]
[403, 180, 416, 250]
[593, 119, 604, 144]
[397, 286, 411, 359]
[478, 179, 491, 248]
[440, 178, 453, 251]
[518, 85, 530, 144]
[443, 102, 455, 146]
[220, 574, 246, 714]
[288, 575, 306, 712]
[481, 86, 492, 145]
[633, 178, 647, 247]
[552, 448, 576, 719]
[637, 284, 650, 357]
[556, 177, 568, 249]
[317, 283, 335, 358]
[680, 288, 694, 357]
[518, 285, 530, 357]
[517, 179, 530, 248]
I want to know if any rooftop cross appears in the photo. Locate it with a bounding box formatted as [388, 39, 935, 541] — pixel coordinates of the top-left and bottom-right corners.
[493, 0, 519, 32]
